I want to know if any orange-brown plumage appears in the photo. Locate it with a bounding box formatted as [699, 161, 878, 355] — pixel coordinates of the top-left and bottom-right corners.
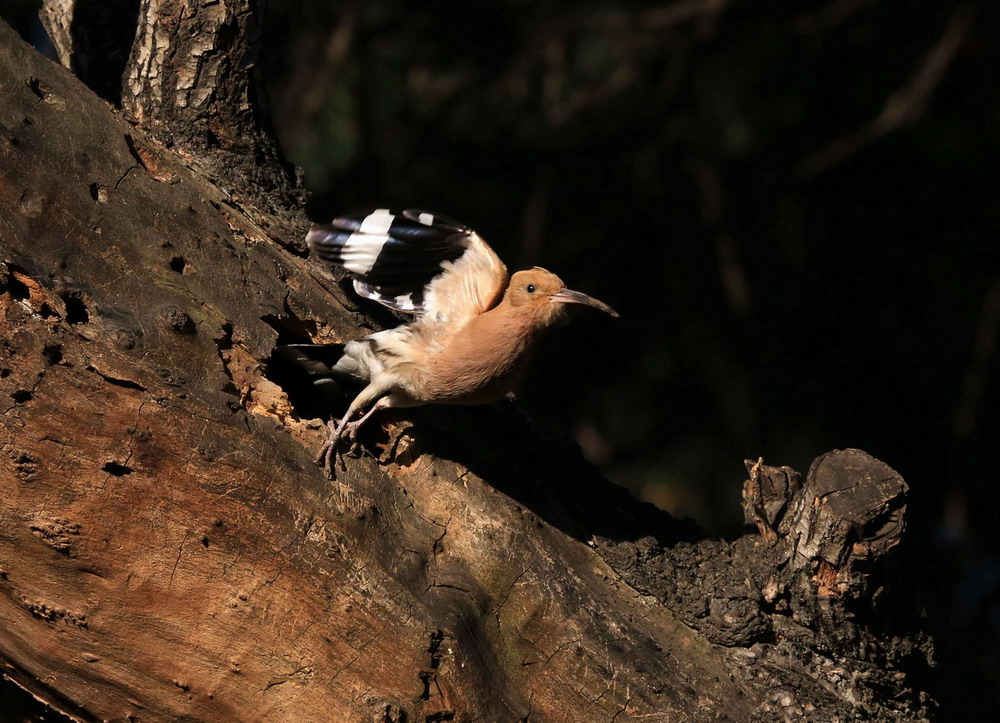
[417, 270, 566, 403]
[301, 211, 617, 476]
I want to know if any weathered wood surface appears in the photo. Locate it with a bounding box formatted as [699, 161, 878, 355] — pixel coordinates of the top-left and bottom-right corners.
[0, 14, 930, 722]
[122, 0, 299, 220]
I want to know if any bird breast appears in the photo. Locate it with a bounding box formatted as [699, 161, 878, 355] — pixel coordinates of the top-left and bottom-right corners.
[412, 307, 540, 405]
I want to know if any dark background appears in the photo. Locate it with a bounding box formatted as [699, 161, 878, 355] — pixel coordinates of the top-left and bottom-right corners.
[5, 1, 998, 717]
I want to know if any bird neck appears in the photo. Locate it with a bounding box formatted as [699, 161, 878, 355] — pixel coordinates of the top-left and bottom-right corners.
[493, 293, 563, 334]
[473, 299, 548, 356]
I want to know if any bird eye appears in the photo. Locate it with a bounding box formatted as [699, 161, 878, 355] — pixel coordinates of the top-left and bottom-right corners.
[526, 284, 536, 293]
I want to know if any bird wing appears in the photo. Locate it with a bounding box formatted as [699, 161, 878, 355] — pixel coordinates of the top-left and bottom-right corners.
[307, 209, 508, 328]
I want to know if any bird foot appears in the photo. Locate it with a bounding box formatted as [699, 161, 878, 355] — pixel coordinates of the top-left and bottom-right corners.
[314, 419, 345, 478]
[314, 418, 366, 479]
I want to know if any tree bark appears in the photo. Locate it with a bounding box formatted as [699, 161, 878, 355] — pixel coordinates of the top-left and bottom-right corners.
[40, 0, 140, 106]
[0, 10, 931, 722]
[121, 0, 294, 203]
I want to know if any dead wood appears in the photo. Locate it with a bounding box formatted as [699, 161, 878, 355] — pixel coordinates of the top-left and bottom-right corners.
[0, 10, 930, 722]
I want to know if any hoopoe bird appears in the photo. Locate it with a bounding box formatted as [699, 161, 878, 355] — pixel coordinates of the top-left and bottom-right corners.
[295, 209, 618, 475]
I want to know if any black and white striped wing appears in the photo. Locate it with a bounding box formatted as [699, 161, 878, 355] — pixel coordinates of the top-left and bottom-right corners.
[307, 209, 508, 324]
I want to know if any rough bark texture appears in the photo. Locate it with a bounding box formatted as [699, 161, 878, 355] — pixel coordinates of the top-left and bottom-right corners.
[122, 0, 302, 228]
[0, 12, 931, 723]
[38, 0, 76, 69]
[603, 451, 929, 719]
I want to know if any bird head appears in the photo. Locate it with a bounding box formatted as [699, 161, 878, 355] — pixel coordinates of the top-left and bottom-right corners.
[506, 268, 618, 326]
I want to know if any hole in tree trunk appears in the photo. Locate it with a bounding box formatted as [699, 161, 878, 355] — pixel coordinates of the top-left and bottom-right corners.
[60, 293, 89, 325]
[101, 462, 132, 477]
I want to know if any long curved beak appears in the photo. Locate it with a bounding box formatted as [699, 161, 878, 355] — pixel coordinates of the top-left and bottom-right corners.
[548, 288, 619, 317]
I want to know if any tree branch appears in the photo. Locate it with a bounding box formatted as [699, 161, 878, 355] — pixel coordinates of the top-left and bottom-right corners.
[121, 0, 300, 215]
[797, 5, 973, 178]
[0, 13, 931, 722]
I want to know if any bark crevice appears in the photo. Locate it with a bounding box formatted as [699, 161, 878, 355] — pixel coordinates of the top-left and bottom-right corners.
[0, 13, 932, 722]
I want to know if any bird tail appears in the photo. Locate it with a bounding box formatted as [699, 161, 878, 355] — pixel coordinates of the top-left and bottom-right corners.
[274, 343, 348, 393]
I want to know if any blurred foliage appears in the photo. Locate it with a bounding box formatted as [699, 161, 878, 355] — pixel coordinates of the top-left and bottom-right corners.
[261, 1, 1000, 713]
[3, 0, 999, 715]
[263, 0, 998, 525]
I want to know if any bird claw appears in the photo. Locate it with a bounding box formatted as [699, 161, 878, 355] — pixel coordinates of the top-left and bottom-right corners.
[313, 419, 341, 479]
[314, 418, 365, 479]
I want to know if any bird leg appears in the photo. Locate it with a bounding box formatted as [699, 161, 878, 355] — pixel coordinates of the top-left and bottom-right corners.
[315, 380, 393, 478]
[342, 399, 389, 444]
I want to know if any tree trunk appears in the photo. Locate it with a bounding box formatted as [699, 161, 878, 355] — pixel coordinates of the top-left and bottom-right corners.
[0, 8, 931, 722]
